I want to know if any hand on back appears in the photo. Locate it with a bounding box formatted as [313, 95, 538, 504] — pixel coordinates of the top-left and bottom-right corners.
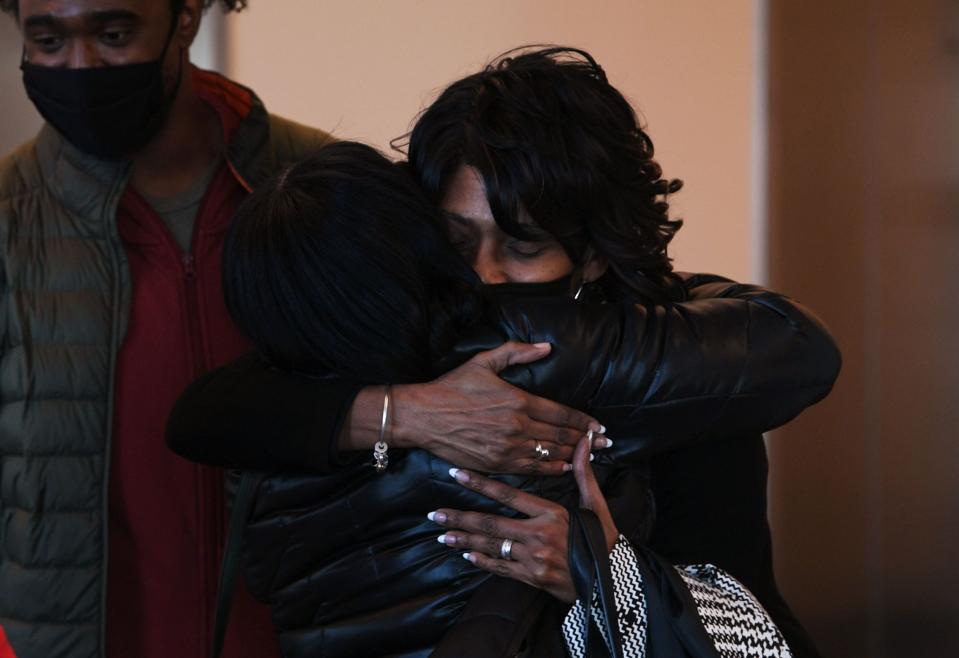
[394, 341, 607, 475]
[430, 436, 620, 604]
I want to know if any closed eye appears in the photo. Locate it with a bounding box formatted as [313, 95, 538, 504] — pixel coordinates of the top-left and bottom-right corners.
[506, 242, 547, 259]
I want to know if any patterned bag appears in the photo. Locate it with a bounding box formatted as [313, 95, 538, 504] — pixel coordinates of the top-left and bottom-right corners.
[564, 509, 791, 658]
[678, 564, 793, 658]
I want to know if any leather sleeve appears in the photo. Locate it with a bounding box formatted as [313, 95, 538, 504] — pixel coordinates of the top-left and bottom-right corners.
[166, 274, 840, 471]
[482, 273, 841, 461]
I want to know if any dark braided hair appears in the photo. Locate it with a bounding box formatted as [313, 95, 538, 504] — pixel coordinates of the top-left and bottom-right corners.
[1, 0, 246, 17]
[404, 46, 685, 304]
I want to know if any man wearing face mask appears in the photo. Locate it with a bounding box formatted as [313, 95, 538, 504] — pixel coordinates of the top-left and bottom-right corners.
[0, 1, 330, 657]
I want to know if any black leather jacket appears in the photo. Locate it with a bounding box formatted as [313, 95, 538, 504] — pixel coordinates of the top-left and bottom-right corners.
[229, 274, 840, 658]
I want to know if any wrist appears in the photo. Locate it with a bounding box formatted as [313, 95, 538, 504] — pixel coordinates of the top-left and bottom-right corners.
[389, 383, 427, 450]
[339, 386, 396, 453]
[370, 384, 393, 473]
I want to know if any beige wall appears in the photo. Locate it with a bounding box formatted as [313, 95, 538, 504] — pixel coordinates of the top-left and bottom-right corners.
[224, 0, 760, 281]
[1, 3, 760, 280]
[0, 19, 43, 156]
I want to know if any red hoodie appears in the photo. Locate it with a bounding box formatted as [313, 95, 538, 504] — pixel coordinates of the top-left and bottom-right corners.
[0, 626, 15, 658]
[105, 70, 281, 658]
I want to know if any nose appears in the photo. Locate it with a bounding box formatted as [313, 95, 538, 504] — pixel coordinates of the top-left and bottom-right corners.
[472, 249, 507, 284]
[67, 39, 100, 69]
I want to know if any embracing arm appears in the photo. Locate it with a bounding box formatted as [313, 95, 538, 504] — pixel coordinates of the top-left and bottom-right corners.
[166, 352, 366, 471]
[167, 274, 839, 471]
[491, 273, 842, 458]
[166, 342, 599, 473]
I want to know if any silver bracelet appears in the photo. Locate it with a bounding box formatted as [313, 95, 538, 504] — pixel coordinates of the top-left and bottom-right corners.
[372, 384, 392, 473]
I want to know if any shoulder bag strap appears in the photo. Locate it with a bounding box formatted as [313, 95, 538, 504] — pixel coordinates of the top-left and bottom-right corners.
[568, 507, 624, 658]
[210, 471, 266, 658]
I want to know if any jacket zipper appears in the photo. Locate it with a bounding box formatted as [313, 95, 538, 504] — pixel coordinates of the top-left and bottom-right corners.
[128, 163, 242, 652]
[101, 163, 134, 658]
[183, 233, 228, 656]
[181, 251, 215, 648]
[182, 253, 206, 376]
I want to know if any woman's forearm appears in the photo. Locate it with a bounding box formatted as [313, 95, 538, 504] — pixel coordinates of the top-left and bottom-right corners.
[165, 353, 365, 472]
[337, 386, 385, 452]
[167, 346, 598, 475]
[487, 274, 841, 459]
[167, 274, 839, 472]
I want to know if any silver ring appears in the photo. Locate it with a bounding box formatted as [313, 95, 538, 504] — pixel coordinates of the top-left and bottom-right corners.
[500, 538, 514, 560]
[534, 441, 550, 461]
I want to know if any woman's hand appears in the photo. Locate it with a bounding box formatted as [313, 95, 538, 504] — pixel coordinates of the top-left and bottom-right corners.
[392, 341, 610, 475]
[428, 436, 619, 604]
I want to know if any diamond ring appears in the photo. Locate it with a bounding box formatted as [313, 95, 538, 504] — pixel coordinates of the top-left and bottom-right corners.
[534, 441, 550, 461]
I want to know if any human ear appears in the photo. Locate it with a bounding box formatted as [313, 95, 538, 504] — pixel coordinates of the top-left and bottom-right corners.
[175, 0, 203, 48]
[581, 247, 608, 284]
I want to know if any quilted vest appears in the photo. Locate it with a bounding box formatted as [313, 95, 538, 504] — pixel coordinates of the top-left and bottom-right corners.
[0, 69, 331, 658]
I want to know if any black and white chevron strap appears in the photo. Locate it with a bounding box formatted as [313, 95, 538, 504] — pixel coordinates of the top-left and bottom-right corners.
[560, 537, 792, 658]
[562, 536, 647, 658]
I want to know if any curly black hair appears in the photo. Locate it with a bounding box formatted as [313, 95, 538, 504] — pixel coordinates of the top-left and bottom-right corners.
[404, 46, 685, 304]
[1, 0, 246, 17]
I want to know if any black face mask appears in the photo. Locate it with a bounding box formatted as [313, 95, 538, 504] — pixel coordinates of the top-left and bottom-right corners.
[481, 273, 581, 303]
[20, 23, 183, 159]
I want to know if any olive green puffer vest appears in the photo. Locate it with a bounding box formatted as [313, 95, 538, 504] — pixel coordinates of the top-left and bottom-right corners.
[0, 74, 330, 658]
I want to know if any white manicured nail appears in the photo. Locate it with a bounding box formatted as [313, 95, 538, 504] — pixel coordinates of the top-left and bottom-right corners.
[449, 468, 459, 479]
[437, 534, 449, 544]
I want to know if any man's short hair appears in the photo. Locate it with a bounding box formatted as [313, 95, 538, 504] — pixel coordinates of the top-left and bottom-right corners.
[1, 0, 247, 17]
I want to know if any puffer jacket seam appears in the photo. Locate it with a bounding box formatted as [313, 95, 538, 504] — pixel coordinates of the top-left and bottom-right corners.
[93, 153, 131, 657]
[2, 342, 110, 348]
[2, 394, 106, 402]
[0, 616, 97, 626]
[1, 559, 100, 569]
[591, 383, 832, 410]
[2, 451, 112, 458]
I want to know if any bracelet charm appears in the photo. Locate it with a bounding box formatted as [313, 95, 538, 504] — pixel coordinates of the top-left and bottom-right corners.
[372, 441, 388, 472]
[373, 385, 392, 473]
